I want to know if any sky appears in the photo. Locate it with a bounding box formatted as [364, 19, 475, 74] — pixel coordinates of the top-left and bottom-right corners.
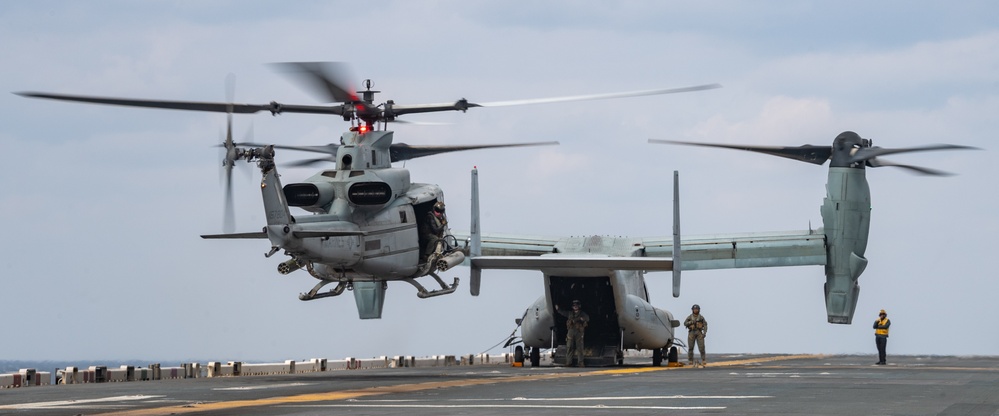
[1, 1, 996, 362]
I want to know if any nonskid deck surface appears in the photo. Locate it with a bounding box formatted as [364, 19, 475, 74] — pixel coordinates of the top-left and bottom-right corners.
[2, 354, 998, 416]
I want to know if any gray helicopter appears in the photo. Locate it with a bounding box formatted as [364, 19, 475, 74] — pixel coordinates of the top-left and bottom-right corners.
[17, 62, 721, 319]
[459, 132, 976, 367]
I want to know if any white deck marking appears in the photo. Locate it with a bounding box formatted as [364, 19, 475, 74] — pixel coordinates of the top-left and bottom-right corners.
[292, 404, 728, 410]
[0, 395, 163, 410]
[213, 382, 314, 391]
[323, 394, 771, 410]
[358, 395, 772, 402]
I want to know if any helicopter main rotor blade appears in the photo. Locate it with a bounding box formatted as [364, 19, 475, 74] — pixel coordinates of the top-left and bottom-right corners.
[270, 62, 358, 103]
[650, 139, 832, 165]
[15, 92, 350, 116]
[234, 142, 341, 155]
[285, 156, 336, 168]
[388, 84, 722, 118]
[389, 141, 560, 162]
[472, 84, 722, 108]
[389, 100, 476, 116]
[848, 144, 980, 165]
[237, 141, 560, 164]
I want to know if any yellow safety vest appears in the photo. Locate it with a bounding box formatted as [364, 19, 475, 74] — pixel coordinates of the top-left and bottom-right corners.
[875, 318, 889, 336]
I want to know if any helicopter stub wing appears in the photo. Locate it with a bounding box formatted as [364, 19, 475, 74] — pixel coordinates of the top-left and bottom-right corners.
[200, 230, 366, 239]
[201, 231, 268, 239]
[293, 230, 367, 238]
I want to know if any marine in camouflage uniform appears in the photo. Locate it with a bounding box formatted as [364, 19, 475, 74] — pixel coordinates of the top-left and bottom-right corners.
[419, 201, 448, 263]
[684, 304, 708, 365]
[557, 300, 590, 367]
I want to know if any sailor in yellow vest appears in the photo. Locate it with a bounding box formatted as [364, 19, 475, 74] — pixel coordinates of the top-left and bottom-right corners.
[873, 309, 891, 365]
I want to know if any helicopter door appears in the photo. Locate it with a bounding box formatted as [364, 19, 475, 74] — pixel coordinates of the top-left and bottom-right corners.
[548, 275, 621, 350]
[414, 199, 438, 260]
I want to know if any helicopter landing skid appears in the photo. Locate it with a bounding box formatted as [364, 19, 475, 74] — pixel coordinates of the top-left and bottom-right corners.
[299, 280, 348, 301]
[404, 273, 459, 299]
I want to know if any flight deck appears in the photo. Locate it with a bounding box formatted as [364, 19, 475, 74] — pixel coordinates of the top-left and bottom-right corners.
[2, 354, 997, 415]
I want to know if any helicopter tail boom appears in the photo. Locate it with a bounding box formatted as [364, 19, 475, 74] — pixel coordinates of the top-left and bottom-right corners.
[256, 147, 294, 226]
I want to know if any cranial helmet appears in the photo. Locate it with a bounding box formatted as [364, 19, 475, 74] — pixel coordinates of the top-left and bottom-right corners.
[692, 304, 700, 310]
[433, 201, 445, 213]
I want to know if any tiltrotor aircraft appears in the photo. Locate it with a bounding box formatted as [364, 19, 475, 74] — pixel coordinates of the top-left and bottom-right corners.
[460, 132, 976, 366]
[16, 62, 720, 320]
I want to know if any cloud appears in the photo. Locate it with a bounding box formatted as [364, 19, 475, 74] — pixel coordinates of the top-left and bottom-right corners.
[690, 96, 835, 144]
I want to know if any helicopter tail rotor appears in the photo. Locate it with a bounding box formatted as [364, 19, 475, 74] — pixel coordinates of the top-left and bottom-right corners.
[221, 74, 239, 233]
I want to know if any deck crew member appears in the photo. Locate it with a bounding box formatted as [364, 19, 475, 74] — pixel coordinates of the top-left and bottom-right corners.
[684, 304, 708, 366]
[556, 300, 589, 367]
[874, 309, 891, 365]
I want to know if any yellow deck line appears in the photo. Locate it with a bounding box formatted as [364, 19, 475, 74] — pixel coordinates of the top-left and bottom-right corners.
[98, 354, 821, 415]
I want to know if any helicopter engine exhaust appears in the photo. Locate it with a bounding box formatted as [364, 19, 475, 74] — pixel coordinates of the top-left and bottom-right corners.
[435, 251, 465, 272]
[278, 259, 304, 275]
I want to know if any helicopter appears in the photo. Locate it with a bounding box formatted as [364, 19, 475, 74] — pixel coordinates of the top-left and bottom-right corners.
[458, 132, 976, 366]
[16, 62, 721, 319]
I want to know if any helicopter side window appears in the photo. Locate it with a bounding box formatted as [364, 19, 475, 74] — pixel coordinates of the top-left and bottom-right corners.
[371, 150, 376, 165]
